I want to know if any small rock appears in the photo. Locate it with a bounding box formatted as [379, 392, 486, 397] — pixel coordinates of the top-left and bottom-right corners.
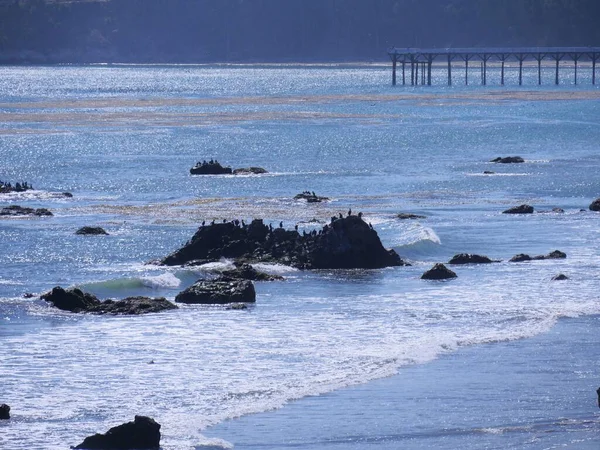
[490, 156, 525, 164]
[294, 191, 329, 203]
[552, 207, 565, 213]
[421, 263, 457, 280]
[0, 404, 10, 420]
[502, 204, 534, 214]
[23, 292, 34, 298]
[75, 226, 109, 236]
[552, 274, 569, 281]
[509, 253, 532, 262]
[396, 213, 426, 220]
[447, 254, 497, 265]
[510, 250, 566, 262]
[227, 303, 248, 310]
[175, 279, 256, 305]
[589, 198, 600, 212]
[220, 263, 284, 281]
[190, 161, 232, 175]
[74, 415, 161, 450]
[62, 192, 74, 198]
[483, 171, 495, 174]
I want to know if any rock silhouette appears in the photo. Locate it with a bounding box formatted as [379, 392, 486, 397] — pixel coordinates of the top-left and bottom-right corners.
[0, 404, 9, 420]
[0, 205, 53, 217]
[41, 287, 177, 315]
[75, 226, 109, 235]
[421, 263, 457, 280]
[161, 215, 407, 270]
[447, 254, 498, 264]
[509, 250, 567, 262]
[74, 415, 160, 449]
[175, 279, 256, 304]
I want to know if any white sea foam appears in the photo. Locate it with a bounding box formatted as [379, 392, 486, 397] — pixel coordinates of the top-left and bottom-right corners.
[252, 263, 299, 274]
[140, 272, 182, 289]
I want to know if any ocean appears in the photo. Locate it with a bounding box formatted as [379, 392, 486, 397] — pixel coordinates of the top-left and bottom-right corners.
[0, 63, 599, 449]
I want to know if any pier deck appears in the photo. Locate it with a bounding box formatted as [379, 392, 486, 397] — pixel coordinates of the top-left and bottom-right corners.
[387, 47, 600, 86]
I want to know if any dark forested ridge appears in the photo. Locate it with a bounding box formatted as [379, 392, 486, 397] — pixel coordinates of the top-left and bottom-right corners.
[1, 0, 599, 64]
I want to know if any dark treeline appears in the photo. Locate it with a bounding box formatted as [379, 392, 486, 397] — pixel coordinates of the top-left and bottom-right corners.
[1, 0, 599, 63]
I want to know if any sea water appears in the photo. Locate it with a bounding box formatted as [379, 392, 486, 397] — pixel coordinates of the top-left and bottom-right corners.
[0, 64, 599, 449]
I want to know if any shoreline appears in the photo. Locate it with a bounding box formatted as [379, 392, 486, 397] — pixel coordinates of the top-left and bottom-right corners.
[205, 315, 600, 449]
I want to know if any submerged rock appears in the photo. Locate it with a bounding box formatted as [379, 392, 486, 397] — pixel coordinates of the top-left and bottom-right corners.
[396, 212, 426, 220]
[161, 215, 407, 270]
[74, 415, 160, 450]
[75, 226, 109, 236]
[590, 198, 600, 212]
[233, 167, 268, 175]
[447, 253, 498, 265]
[509, 250, 567, 262]
[502, 204, 534, 214]
[294, 191, 329, 203]
[0, 205, 53, 217]
[483, 170, 495, 175]
[175, 279, 256, 305]
[190, 161, 232, 175]
[552, 274, 569, 281]
[490, 156, 525, 164]
[41, 287, 177, 315]
[0, 404, 10, 420]
[421, 263, 457, 280]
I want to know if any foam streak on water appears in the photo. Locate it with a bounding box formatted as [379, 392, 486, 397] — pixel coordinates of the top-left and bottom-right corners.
[1, 65, 600, 449]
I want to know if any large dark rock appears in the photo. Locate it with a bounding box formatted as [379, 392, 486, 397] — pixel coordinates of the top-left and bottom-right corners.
[74, 415, 160, 450]
[590, 198, 600, 211]
[0, 180, 33, 193]
[233, 167, 268, 175]
[0, 205, 53, 216]
[175, 280, 256, 305]
[41, 287, 177, 315]
[447, 253, 498, 265]
[397, 212, 426, 220]
[76, 226, 109, 236]
[509, 250, 567, 262]
[294, 191, 329, 203]
[220, 263, 284, 281]
[552, 274, 569, 281]
[421, 263, 457, 280]
[502, 204, 534, 214]
[190, 161, 232, 175]
[161, 215, 407, 270]
[490, 156, 525, 163]
[0, 404, 10, 420]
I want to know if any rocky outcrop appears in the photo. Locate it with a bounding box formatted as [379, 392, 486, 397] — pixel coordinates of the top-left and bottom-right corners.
[397, 212, 426, 220]
[161, 215, 407, 270]
[490, 156, 525, 163]
[590, 198, 600, 211]
[0, 205, 53, 216]
[552, 274, 569, 281]
[233, 167, 268, 175]
[509, 250, 567, 262]
[220, 263, 284, 281]
[175, 279, 256, 305]
[421, 263, 457, 280]
[502, 204, 534, 214]
[0, 404, 10, 420]
[41, 287, 177, 315]
[76, 226, 109, 236]
[0, 180, 33, 193]
[447, 254, 498, 264]
[294, 191, 329, 203]
[74, 415, 160, 450]
[190, 160, 232, 175]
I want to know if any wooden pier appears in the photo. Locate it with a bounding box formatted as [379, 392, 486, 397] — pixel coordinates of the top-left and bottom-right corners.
[388, 47, 600, 86]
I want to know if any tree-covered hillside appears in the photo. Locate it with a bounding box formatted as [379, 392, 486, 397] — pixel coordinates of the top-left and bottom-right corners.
[1, 0, 599, 63]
